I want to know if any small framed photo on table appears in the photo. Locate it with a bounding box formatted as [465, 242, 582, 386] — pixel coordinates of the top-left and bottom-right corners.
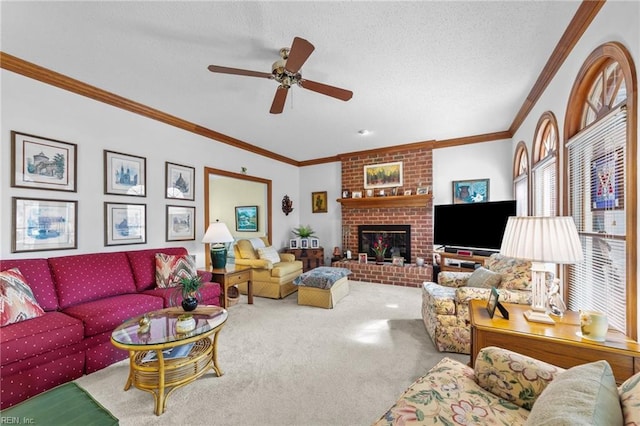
[289, 238, 299, 249]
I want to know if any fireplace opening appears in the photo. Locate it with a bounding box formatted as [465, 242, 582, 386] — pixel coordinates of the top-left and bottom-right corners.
[358, 225, 411, 263]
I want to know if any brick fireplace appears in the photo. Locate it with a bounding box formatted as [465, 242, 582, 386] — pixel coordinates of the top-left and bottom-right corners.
[333, 145, 433, 287]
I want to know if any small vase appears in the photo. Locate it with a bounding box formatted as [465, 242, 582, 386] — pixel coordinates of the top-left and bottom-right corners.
[375, 254, 384, 264]
[181, 296, 198, 312]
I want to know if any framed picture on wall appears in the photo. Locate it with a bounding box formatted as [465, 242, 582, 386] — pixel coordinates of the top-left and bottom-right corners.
[165, 162, 195, 200]
[104, 150, 146, 197]
[104, 202, 147, 246]
[11, 131, 77, 192]
[364, 161, 403, 189]
[12, 197, 78, 253]
[166, 205, 196, 241]
[452, 178, 489, 204]
[312, 191, 328, 213]
[235, 205, 258, 232]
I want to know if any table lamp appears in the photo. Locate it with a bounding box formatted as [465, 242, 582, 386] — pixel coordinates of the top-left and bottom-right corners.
[202, 221, 234, 269]
[500, 216, 583, 324]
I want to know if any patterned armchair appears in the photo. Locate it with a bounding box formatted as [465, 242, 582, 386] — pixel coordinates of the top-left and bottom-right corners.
[421, 253, 537, 354]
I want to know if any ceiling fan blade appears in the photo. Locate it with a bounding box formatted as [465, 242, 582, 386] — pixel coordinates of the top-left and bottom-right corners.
[284, 37, 315, 74]
[299, 79, 353, 101]
[207, 65, 273, 79]
[270, 86, 288, 114]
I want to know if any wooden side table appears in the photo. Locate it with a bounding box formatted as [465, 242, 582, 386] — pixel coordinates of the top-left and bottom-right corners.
[469, 299, 640, 384]
[210, 264, 253, 309]
[282, 247, 324, 272]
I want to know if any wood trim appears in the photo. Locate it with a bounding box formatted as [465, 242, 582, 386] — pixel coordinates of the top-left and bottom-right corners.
[433, 131, 512, 149]
[0, 51, 300, 167]
[509, 0, 606, 135]
[336, 194, 432, 209]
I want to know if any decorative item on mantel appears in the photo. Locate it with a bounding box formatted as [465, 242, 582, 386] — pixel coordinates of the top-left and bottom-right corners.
[282, 195, 294, 215]
[372, 236, 388, 264]
[202, 220, 235, 269]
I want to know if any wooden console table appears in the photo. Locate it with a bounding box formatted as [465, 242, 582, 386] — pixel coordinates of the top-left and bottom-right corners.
[438, 251, 489, 272]
[469, 299, 640, 384]
[282, 247, 324, 272]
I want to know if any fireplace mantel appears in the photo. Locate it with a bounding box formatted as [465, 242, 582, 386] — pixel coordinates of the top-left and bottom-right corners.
[337, 194, 432, 209]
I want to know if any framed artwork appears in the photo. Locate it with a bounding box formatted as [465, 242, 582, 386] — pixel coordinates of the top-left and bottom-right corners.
[591, 150, 623, 210]
[352, 191, 363, 199]
[289, 238, 299, 249]
[452, 178, 489, 204]
[165, 162, 195, 200]
[104, 202, 146, 246]
[312, 191, 328, 213]
[403, 189, 412, 196]
[364, 161, 403, 189]
[486, 287, 499, 318]
[365, 189, 374, 197]
[310, 237, 320, 249]
[11, 131, 77, 192]
[12, 197, 77, 253]
[300, 238, 309, 249]
[104, 150, 146, 197]
[342, 190, 350, 198]
[358, 253, 368, 264]
[235, 205, 258, 232]
[166, 205, 196, 241]
[416, 186, 431, 195]
[392, 256, 405, 266]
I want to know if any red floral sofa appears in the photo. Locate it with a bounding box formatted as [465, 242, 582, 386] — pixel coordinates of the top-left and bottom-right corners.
[0, 247, 220, 409]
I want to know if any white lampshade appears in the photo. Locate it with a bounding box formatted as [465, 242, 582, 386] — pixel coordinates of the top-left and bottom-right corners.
[202, 221, 234, 244]
[500, 216, 583, 323]
[500, 216, 583, 264]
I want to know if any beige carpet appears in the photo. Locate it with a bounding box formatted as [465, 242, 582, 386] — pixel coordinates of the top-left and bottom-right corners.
[75, 281, 469, 426]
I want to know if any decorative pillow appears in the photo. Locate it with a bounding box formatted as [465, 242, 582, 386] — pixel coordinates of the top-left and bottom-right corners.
[524, 361, 622, 425]
[155, 253, 196, 288]
[257, 246, 281, 264]
[619, 371, 640, 425]
[249, 237, 266, 249]
[466, 267, 502, 288]
[0, 268, 45, 327]
[236, 239, 258, 260]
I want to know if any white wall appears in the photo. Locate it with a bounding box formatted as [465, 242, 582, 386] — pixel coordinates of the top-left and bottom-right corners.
[298, 162, 342, 265]
[0, 71, 300, 266]
[510, 1, 639, 333]
[432, 139, 513, 205]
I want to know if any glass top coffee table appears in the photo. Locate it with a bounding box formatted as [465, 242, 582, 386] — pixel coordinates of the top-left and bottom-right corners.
[111, 305, 228, 415]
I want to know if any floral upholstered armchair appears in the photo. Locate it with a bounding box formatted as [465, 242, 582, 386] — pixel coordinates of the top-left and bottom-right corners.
[375, 346, 638, 425]
[421, 253, 541, 354]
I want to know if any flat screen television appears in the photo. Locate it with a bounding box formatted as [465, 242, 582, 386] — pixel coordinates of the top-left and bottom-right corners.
[434, 200, 517, 252]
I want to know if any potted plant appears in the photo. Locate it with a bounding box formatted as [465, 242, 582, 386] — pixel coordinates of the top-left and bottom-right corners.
[372, 236, 388, 264]
[292, 225, 315, 238]
[177, 275, 203, 311]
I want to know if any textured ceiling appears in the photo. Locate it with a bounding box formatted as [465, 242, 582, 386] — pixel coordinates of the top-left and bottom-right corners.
[1, 1, 582, 162]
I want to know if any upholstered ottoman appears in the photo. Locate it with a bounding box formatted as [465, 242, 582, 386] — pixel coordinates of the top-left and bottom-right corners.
[293, 267, 351, 309]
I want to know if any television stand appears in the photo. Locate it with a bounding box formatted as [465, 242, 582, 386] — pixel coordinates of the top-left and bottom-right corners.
[438, 251, 490, 272]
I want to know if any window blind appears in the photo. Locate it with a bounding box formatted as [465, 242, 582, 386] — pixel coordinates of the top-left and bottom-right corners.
[566, 105, 627, 334]
[532, 154, 557, 216]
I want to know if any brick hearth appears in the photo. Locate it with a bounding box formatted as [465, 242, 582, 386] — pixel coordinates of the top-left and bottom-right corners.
[332, 260, 433, 288]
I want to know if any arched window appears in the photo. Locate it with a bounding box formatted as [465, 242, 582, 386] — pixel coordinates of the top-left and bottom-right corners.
[564, 42, 637, 339]
[512, 141, 529, 216]
[532, 112, 559, 216]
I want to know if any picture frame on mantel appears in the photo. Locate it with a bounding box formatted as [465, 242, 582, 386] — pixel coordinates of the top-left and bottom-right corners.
[364, 161, 403, 189]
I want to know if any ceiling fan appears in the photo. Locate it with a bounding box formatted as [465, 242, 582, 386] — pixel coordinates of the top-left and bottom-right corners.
[207, 37, 353, 114]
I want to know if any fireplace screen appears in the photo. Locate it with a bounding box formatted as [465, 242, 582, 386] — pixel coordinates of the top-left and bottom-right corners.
[358, 225, 411, 263]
